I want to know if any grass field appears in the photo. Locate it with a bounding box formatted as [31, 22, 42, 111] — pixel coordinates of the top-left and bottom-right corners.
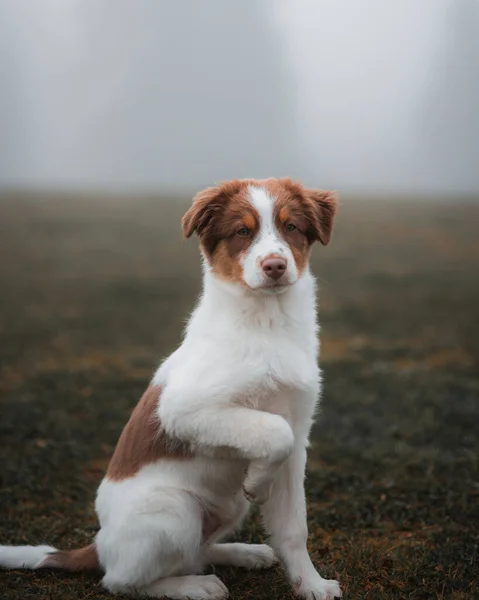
[0, 193, 478, 599]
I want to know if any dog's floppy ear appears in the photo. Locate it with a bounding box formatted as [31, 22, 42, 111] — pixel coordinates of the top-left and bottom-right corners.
[303, 189, 338, 246]
[182, 180, 247, 240]
[182, 186, 222, 239]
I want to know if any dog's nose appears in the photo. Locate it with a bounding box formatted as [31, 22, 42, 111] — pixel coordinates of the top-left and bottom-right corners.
[262, 256, 287, 281]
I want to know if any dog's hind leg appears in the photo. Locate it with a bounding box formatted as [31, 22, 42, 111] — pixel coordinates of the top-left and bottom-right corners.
[97, 488, 229, 599]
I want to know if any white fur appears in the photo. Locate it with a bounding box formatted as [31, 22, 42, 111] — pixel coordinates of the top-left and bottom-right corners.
[0, 545, 57, 569]
[0, 186, 341, 600]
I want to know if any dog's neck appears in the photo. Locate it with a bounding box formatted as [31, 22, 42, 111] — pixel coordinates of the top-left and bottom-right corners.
[185, 263, 318, 337]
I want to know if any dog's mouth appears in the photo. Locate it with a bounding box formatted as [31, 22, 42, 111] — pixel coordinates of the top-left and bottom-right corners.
[251, 280, 294, 294]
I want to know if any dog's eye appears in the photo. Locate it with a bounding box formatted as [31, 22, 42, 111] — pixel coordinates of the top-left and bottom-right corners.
[237, 227, 251, 237]
[285, 223, 297, 232]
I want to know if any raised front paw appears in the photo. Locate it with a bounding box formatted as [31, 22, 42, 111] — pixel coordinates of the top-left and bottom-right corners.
[294, 575, 342, 600]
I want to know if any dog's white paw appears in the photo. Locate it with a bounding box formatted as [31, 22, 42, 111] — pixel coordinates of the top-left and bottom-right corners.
[157, 574, 229, 600]
[294, 574, 342, 600]
[237, 544, 277, 570]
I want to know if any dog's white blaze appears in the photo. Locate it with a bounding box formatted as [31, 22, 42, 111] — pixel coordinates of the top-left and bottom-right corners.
[241, 186, 298, 289]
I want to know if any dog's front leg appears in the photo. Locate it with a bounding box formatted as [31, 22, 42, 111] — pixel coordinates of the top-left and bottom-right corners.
[159, 382, 295, 467]
[261, 442, 342, 600]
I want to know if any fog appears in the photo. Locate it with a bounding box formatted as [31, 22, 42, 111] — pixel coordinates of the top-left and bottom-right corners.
[0, 0, 478, 195]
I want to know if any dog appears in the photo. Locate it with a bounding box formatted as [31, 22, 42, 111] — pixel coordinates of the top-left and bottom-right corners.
[0, 178, 341, 600]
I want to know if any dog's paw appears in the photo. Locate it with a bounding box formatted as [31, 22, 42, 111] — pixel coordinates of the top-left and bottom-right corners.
[234, 544, 277, 570]
[146, 574, 228, 600]
[294, 574, 342, 600]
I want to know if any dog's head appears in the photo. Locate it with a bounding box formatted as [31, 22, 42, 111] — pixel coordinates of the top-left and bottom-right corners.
[182, 178, 338, 293]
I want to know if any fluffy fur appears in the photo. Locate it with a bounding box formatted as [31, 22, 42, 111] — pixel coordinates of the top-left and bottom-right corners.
[0, 178, 341, 600]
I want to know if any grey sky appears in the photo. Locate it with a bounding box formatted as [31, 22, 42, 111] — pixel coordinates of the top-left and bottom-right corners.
[0, 0, 478, 195]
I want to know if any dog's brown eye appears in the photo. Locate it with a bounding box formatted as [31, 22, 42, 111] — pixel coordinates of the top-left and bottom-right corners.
[285, 223, 297, 232]
[237, 227, 250, 237]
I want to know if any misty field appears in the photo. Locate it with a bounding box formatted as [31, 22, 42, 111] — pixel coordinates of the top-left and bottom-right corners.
[0, 194, 478, 599]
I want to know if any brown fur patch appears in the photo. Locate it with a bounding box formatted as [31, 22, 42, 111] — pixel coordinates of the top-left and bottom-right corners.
[243, 213, 256, 230]
[40, 544, 100, 572]
[211, 239, 247, 284]
[283, 230, 311, 274]
[106, 385, 191, 481]
[263, 177, 338, 246]
[209, 198, 260, 284]
[279, 206, 290, 224]
[182, 180, 261, 285]
[182, 180, 254, 255]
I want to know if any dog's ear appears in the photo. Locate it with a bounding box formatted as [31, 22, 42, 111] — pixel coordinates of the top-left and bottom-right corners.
[303, 189, 338, 246]
[182, 180, 247, 240]
[182, 186, 222, 239]
[276, 178, 339, 246]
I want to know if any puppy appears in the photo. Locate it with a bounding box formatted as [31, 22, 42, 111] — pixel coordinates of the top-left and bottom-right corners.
[0, 178, 341, 600]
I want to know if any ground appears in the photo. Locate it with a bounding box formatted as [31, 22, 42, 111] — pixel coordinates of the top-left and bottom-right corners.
[0, 193, 478, 600]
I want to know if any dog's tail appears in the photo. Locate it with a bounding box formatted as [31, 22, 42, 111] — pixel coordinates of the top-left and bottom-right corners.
[0, 543, 100, 572]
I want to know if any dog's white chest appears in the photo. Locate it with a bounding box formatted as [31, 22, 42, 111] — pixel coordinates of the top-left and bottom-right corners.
[236, 334, 319, 427]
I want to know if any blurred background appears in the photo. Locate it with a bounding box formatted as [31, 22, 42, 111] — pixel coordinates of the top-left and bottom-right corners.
[0, 2, 478, 599]
[1, 0, 478, 195]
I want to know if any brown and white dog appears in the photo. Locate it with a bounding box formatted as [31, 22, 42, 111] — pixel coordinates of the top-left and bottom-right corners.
[0, 178, 341, 600]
